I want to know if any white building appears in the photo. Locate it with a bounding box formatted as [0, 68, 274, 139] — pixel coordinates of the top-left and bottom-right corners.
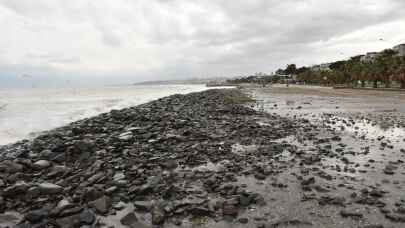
[360, 52, 381, 62]
[311, 63, 331, 71]
[393, 44, 405, 57]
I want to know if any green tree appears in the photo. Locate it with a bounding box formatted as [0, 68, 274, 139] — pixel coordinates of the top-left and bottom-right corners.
[285, 64, 297, 75]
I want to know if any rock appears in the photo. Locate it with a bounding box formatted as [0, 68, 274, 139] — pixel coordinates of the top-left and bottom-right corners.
[160, 160, 178, 170]
[105, 186, 117, 194]
[0, 160, 23, 173]
[79, 209, 95, 225]
[24, 209, 48, 223]
[113, 172, 125, 181]
[268, 219, 313, 227]
[54, 214, 82, 228]
[238, 217, 249, 224]
[151, 204, 166, 225]
[318, 195, 345, 206]
[89, 195, 111, 215]
[340, 209, 363, 218]
[32, 160, 51, 169]
[360, 225, 384, 228]
[50, 198, 75, 216]
[239, 194, 252, 207]
[119, 131, 133, 141]
[14, 222, 31, 228]
[0, 89, 301, 226]
[133, 201, 152, 212]
[254, 173, 266, 180]
[120, 212, 138, 225]
[383, 164, 397, 175]
[301, 177, 315, 186]
[222, 204, 239, 217]
[37, 182, 63, 195]
[190, 207, 212, 216]
[2, 181, 29, 197]
[385, 213, 405, 222]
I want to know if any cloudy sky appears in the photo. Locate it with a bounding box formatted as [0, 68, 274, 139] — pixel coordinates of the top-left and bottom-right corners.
[1, 0, 405, 87]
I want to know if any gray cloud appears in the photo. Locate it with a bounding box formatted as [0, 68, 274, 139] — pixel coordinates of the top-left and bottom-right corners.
[0, 0, 405, 87]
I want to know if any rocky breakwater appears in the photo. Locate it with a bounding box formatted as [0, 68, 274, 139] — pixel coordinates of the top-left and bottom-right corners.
[0, 89, 295, 227]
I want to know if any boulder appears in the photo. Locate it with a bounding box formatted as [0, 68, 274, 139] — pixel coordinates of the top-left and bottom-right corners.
[89, 195, 111, 214]
[37, 183, 63, 195]
[32, 160, 51, 170]
[0, 160, 23, 173]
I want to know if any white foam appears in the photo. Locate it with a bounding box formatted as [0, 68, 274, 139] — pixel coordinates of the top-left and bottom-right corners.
[0, 84, 210, 145]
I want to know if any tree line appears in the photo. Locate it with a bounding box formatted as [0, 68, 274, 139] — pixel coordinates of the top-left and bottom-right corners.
[278, 49, 405, 89]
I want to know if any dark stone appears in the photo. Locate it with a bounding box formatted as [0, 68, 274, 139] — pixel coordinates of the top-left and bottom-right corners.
[24, 209, 48, 223]
[238, 217, 249, 224]
[152, 205, 166, 225]
[120, 212, 138, 226]
[0, 160, 23, 173]
[133, 201, 152, 212]
[89, 195, 111, 215]
[80, 209, 95, 224]
[222, 204, 239, 217]
[2, 181, 29, 197]
[340, 209, 363, 218]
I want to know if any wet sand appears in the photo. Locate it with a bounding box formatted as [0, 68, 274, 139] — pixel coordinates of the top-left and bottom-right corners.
[240, 85, 405, 228]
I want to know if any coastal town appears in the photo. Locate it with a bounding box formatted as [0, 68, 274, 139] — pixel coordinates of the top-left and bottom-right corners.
[226, 43, 405, 89]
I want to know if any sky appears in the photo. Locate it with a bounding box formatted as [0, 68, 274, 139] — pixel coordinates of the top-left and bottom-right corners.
[0, 0, 405, 87]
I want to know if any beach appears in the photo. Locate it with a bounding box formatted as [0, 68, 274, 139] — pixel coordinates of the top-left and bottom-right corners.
[1, 86, 405, 227]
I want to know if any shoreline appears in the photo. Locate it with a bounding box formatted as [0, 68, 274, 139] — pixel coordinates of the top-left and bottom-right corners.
[0, 89, 296, 227]
[1, 88, 405, 227]
[0, 84, 212, 146]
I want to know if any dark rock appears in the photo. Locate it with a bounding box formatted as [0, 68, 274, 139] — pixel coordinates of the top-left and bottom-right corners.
[37, 182, 63, 195]
[340, 209, 363, 218]
[120, 212, 138, 227]
[89, 195, 111, 215]
[254, 173, 266, 180]
[160, 160, 178, 170]
[360, 225, 384, 228]
[133, 201, 152, 212]
[152, 204, 166, 225]
[222, 204, 239, 217]
[0, 160, 23, 173]
[80, 209, 95, 224]
[301, 177, 315, 186]
[238, 217, 249, 224]
[24, 209, 48, 223]
[2, 181, 29, 197]
[385, 213, 405, 222]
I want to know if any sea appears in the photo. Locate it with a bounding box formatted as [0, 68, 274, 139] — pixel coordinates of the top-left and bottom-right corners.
[0, 84, 211, 146]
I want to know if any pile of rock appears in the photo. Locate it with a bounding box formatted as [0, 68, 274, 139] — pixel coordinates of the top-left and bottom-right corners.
[0, 89, 295, 227]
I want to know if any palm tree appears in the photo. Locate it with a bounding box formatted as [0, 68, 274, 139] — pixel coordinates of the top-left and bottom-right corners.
[375, 49, 397, 88]
[392, 62, 405, 89]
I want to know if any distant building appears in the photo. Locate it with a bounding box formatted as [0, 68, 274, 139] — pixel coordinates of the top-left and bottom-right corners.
[311, 63, 331, 71]
[360, 52, 381, 62]
[393, 44, 405, 57]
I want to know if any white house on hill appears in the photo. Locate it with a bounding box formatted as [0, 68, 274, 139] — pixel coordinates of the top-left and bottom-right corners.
[360, 52, 381, 62]
[393, 44, 405, 57]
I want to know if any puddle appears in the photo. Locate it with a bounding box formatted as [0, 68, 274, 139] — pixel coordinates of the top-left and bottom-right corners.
[322, 115, 405, 141]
